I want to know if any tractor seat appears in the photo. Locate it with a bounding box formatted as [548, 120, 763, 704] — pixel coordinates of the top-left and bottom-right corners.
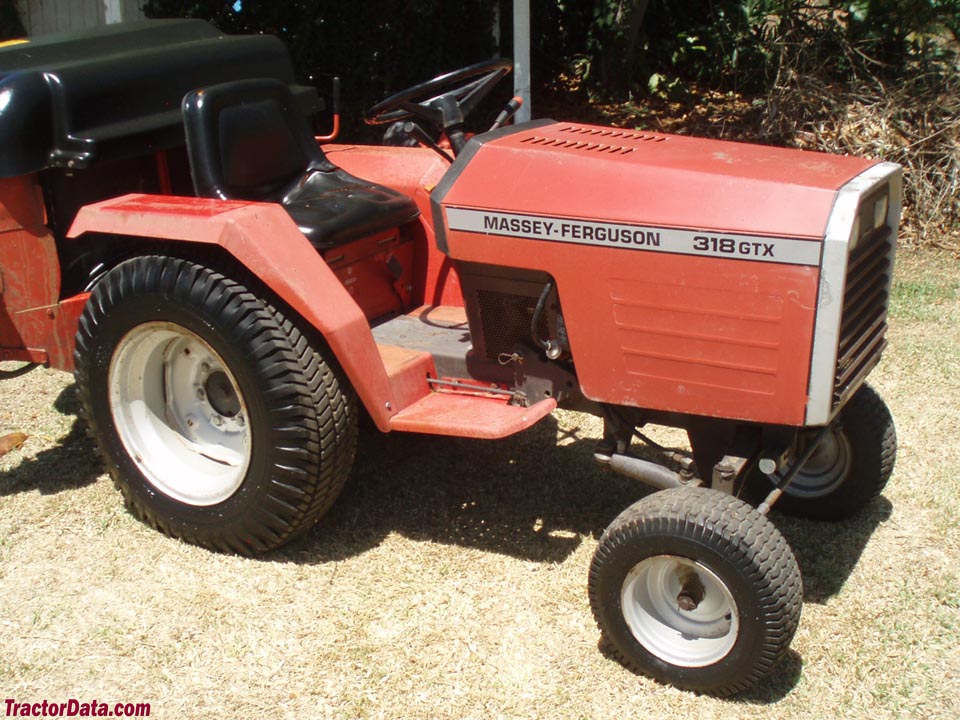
[181, 78, 419, 250]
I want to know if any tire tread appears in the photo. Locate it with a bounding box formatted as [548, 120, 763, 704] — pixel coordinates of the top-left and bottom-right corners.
[74, 255, 357, 555]
[589, 486, 802, 696]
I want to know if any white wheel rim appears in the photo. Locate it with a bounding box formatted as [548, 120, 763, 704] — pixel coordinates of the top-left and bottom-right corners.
[108, 321, 252, 506]
[621, 555, 739, 667]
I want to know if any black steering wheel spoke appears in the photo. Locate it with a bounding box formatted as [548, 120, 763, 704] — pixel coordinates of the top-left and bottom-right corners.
[459, 73, 506, 117]
[365, 59, 513, 156]
[398, 100, 443, 127]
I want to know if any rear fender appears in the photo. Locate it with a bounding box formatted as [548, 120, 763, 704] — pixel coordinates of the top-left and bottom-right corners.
[0, 174, 84, 371]
[68, 193, 397, 430]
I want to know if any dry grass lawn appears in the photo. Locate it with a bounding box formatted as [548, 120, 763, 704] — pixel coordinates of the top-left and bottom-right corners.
[1, 250, 958, 719]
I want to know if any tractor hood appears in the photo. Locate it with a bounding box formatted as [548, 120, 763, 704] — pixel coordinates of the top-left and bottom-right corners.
[432, 120, 876, 258]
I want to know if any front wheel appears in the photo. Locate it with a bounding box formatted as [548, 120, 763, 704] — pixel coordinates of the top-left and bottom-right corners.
[74, 256, 358, 555]
[588, 487, 802, 696]
[746, 383, 896, 520]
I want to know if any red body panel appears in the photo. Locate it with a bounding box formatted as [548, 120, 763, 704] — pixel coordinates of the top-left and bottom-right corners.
[0, 123, 885, 432]
[0, 176, 84, 370]
[322, 228, 415, 320]
[324, 145, 464, 306]
[436, 122, 876, 425]
[67, 194, 400, 431]
[448, 234, 819, 424]
[443, 123, 873, 238]
[389, 393, 558, 439]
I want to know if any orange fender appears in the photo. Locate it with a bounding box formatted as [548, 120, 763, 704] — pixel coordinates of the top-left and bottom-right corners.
[68, 193, 397, 430]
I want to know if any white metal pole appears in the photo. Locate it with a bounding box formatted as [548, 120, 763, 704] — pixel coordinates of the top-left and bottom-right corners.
[104, 0, 123, 24]
[513, 0, 531, 122]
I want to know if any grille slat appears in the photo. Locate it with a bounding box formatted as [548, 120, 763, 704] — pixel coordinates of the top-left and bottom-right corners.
[833, 228, 893, 407]
[844, 253, 889, 303]
[839, 307, 886, 359]
[837, 333, 887, 399]
[840, 282, 887, 338]
[842, 258, 889, 314]
[836, 338, 888, 406]
[837, 317, 887, 381]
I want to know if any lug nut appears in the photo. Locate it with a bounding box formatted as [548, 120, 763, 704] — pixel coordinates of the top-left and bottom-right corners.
[676, 568, 706, 612]
[196, 388, 206, 400]
[677, 593, 699, 612]
[212, 416, 223, 427]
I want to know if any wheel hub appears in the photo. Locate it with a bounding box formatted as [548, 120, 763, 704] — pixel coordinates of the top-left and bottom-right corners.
[676, 568, 706, 612]
[787, 426, 853, 498]
[621, 555, 739, 667]
[205, 370, 241, 418]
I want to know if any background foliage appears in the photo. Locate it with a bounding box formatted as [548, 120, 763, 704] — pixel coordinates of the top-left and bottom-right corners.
[531, 0, 960, 99]
[142, 0, 501, 137]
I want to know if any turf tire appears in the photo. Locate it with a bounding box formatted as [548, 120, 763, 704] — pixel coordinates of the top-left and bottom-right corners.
[588, 486, 802, 696]
[746, 383, 896, 521]
[74, 255, 357, 555]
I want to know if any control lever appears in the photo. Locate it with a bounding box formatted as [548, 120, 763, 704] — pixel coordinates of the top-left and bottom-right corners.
[489, 96, 524, 131]
[315, 76, 341, 142]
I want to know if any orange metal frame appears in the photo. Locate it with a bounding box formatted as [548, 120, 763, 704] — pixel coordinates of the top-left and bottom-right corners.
[0, 123, 880, 434]
[67, 194, 401, 431]
[0, 176, 87, 371]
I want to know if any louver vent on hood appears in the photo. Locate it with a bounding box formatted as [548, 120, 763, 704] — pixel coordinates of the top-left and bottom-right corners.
[557, 125, 667, 142]
[518, 125, 668, 155]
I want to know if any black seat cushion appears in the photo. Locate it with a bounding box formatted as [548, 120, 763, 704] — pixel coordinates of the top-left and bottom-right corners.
[182, 78, 418, 249]
[281, 166, 421, 249]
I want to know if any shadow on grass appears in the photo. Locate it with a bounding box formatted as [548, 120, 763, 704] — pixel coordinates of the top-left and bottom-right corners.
[0, 383, 101, 497]
[775, 496, 893, 603]
[8, 382, 891, 616]
[280, 415, 647, 566]
[735, 650, 804, 703]
[281, 419, 892, 605]
[1, 380, 893, 597]
[596, 637, 804, 703]
[275, 416, 895, 703]
[3, 388, 889, 702]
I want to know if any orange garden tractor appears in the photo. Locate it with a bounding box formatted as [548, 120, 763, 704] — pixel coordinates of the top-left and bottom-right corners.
[0, 20, 898, 695]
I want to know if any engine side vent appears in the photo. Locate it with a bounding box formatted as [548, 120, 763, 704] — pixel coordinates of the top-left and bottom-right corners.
[458, 264, 556, 360]
[475, 289, 549, 359]
[833, 227, 893, 408]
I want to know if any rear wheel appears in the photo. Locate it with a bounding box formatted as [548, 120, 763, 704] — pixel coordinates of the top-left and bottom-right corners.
[746, 383, 896, 520]
[74, 255, 357, 555]
[589, 487, 802, 696]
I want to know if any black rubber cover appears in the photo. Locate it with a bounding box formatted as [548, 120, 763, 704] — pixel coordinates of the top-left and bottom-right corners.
[0, 19, 319, 177]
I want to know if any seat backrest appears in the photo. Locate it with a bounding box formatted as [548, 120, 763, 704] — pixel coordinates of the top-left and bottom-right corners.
[182, 77, 333, 201]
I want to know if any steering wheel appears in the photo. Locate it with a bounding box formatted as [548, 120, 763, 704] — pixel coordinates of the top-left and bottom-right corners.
[364, 59, 512, 154]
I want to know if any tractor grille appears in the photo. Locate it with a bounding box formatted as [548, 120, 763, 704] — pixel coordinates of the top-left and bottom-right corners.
[833, 227, 893, 409]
